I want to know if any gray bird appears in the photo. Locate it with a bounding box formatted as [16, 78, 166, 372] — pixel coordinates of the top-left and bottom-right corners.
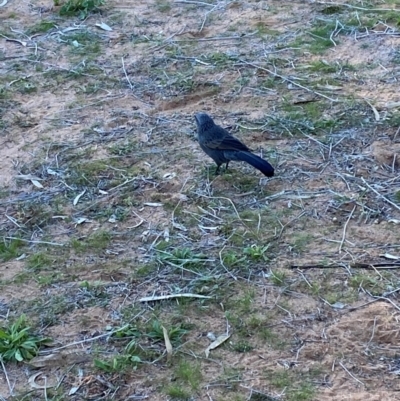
[194, 112, 274, 177]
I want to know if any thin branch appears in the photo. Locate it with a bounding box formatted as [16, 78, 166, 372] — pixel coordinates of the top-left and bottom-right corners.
[121, 57, 150, 105]
[219, 245, 238, 281]
[238, 60, 338, 102]
[361, 177, 400, 212]
[316, 1, 399, 12]
[121, 56, 133, 90]
[339, 361, 365, 386]
[0, 358, 13, 396]
[339, 205, 356, 254]
[4, 237, 64, 246]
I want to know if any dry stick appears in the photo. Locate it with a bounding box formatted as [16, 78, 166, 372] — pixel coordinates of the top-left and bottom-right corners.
[199, 4, 219, 32]
[316, 1, 398, 12]
[21, 58, 95, 77]
[393, 125, 400, 141]
[5, 214, 22, 228]
[149, 26, 186, 51]
[40, 324, 131, 354]
[200, 195, 246, 229]
[49, 95, 125, 115]
[361, 177, 400, 212]
[139, 293, 212, 302]
[338, 205, 356, 254]
[297, 269, 312, 288]
[292, 262, 400, 269]
[365, 99, 380, 121]
[277, 211, 307, 239]
[365, 291, 400, 312]
[174, 0, 215, 5]
[392, 154, 397, 175]
[0, 358, 13, 396]
[329, 20, 344, 46]
[239, 60, 338, 102]
[339, 361, 365, 386]
[4, 237, 64, 246]
[219, 245, 238, 281]
[121, 57, 150, 106]
[367, 316, 377, 348]
[172, 32, 257, 42]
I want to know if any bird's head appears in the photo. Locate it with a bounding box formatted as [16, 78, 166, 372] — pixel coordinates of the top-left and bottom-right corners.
[195, 112, 215, 131]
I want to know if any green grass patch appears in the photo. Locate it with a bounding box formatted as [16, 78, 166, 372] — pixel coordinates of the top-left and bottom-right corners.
[0, 238, 24, 262]
[0, 315, 51, 362]
[58, 0, 105, 19]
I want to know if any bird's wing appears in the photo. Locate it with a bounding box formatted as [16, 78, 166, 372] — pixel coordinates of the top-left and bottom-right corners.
[205, 133, 250, 152]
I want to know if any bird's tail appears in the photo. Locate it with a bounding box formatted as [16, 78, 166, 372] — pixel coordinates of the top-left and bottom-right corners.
[236, 151, 274, 177]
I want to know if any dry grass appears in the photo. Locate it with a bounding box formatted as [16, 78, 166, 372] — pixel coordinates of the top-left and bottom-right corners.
[1, 0, 400, 400]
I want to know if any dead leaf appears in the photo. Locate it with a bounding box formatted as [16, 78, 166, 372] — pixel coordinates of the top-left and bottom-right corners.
[163, 172, 176, 179]
[31, 179, 44, 188]
[108, 214, 117, 223]
[163, 326, 173, 360]
[73, 189, 86, 206]
[144, 202, 163, 207]
[73, 217, 91, 225]
[365, 100, 380, 121]
[172, 221, 187, 231]
[16, 174, 42, 181]
[95, 22, 112, 31]
[205, 334, 231, 357]
[29, 352, 90, 368]
[28, 372, 55, 389]
[379, 253, 400, 260]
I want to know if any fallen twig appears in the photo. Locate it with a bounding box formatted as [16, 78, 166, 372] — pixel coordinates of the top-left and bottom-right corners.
[338, 205, 356, 254]
[361, 177, 400, 212]
[289, 262, 400, 269]
[238, 60, 339, 102]
[139, 293, 212, 302]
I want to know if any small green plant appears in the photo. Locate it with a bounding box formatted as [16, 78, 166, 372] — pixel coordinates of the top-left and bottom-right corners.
[231, 340, 253, 353]
[155, 0, 171, 13]
[97, 327, 142, 371]
[260, 328, 285, 348]
[244, 244, 270, 261]
[287, 382, 315, 401]
[72, 231, 111, 254]
[165, 385, 191, 400]
[109, 140, 138, 156]
[146, 320, 189, 346]
[174, 360, 202, 390]
[234, 290, 255, 313]
[270, 270, 287, 286]
[27, 252, 54, 271]
[58, 0, 105, 19]
[270, 370, 291, 389]
[111, 323, 140, 339]
[222, 250, 246, 267]
[0, 315, 51, 362]
[157, 247, 208, 269]
[94, 353, 141, 373]
[0, 238, 23, 262]
[307, 60, 337, 74]
[27, 20, 56, 34]
[290, 233, 314, 253]
[0, 85, 9, 100]
[67, 31, 102, 56]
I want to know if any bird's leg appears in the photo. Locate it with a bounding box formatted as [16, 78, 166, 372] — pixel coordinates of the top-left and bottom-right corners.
[225, 161, 230, 171]
[215, 164, 221, 175]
